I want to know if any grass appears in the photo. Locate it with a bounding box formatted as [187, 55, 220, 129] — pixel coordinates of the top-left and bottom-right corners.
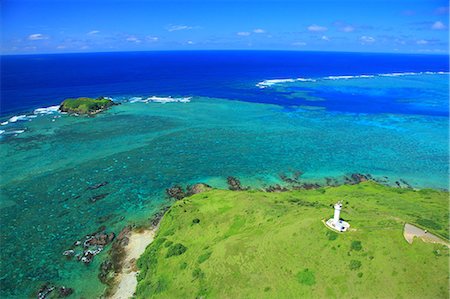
[136, 182, 449, 298]
[59, 97, 114, 114]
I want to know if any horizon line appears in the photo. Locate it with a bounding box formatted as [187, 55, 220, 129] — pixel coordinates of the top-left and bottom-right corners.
[2, 49, 449, 57]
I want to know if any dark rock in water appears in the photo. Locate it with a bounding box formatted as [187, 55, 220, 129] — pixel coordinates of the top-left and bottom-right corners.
[37, 283, 73, 299]
[279, 171, 304, 185]
[227, 176, 248, 191]
[58, 286, 73, 297]
[344, 173, 371, 185]
[395, 180, 412, 188]
[351, 173, 369, 183]
[279, 173, 297, 184]
[37, 283, 55, 299]
[87, 181, 109, 190]
[398, 179, 412, 189]
[265, 184, 288, 192]
[85, 232, 114, 246]
[325, 177, 340, 186]
[116, 226, 131, 247]
[62, 250, 75, 259]
[98, 260, 114, 285]
[89, 193, 109, 203]
[81, 251, 96, 264]
[166, 185, 186, 200]
[293, 170, 304, 180]
[150, 206, 169, 227]
[107, 232, 116, 243]
[186, 183, 212, 196]
[65, 228, 114, 265]
[299, 183, 321, 190]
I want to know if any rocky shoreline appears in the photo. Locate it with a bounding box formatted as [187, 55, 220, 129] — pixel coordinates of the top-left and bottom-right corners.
[35, 172, 420, 299]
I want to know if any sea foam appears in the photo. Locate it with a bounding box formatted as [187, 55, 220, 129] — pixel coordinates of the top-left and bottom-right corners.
[8, 115, 28, 123]
[256, 78, 316, 88]
[34, 105, 60, 115]
[256, 71, 449, 88]
[129, 96, 192, 103]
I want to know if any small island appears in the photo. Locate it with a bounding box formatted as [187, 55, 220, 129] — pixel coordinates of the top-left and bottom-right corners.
[59, 97, 116, 115]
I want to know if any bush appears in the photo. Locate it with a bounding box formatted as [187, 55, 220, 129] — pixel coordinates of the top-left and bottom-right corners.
[416, 218, 442, 230]
[193, 218, 200, 224]
[296, 268, 316, 286]
[326, 231, 338, 241]
[166, 243, 187, 258]
[192, 268, 204, 279]
[197, 251, 212, 264]
[349, 260, 362, 270]
[351, 240, 363, 251]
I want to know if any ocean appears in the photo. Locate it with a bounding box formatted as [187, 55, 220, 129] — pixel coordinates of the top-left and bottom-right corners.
[0, 51, 449, 298]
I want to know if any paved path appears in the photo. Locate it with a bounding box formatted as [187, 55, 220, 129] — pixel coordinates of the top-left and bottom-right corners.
[403, 223, 449, 247]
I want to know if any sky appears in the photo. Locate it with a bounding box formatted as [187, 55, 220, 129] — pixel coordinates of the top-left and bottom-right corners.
[1, 0, 449, 55]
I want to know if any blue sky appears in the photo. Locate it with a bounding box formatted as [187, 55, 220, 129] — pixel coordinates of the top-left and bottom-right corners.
[1, 0, 449, 54]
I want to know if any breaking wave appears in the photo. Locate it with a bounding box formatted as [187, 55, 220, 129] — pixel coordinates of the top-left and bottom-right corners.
[33, 105, 60, 115]
[256, 71, 450, 88]
[128, 96, 192, 104]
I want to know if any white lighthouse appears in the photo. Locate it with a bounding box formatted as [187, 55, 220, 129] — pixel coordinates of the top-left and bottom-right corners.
[326, 201, 350, 232]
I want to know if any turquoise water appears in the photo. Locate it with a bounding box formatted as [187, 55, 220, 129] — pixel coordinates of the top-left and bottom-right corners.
[0, 73, 448, 298]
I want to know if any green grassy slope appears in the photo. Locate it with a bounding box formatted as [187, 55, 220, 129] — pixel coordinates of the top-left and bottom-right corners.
[136, 182, 449, 299]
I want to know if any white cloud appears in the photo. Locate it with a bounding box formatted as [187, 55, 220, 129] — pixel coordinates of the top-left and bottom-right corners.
[321, 35, 330, 41]
[126, 36, 142, 43]
[56, 45, 67, 49]
[237, 31, 251, 36]
[431, 21, 446, 30]
[360, 36, 375, 44]
[187, 40, 194, 45]
[87, 30, 100, 35]
[28, 33, 48, 40]
[307, 24, 327, 32]
[253, 28, 265, 33]
[416, 39, 428, 45]
[341, 25, 355, 32]
[146, 36, 159, 42]
[167, 25, 193, 32]
[292, 41, 307, 46]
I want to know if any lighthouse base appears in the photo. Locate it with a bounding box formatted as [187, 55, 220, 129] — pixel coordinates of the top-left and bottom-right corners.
[326, 218, 350, 232]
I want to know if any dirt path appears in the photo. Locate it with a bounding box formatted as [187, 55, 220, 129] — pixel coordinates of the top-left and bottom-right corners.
[403, 223, 448, 247]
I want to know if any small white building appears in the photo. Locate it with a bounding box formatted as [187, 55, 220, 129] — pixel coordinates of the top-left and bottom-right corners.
[326, 201, 350, 232]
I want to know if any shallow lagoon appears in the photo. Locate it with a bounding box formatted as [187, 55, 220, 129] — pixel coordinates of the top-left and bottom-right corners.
[0, 72, 448, 297]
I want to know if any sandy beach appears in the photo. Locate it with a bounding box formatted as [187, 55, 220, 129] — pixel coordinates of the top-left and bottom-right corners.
[109, 228, 157, 299]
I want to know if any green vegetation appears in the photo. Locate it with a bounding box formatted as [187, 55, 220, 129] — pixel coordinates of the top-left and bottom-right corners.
[59, 97, 115, 114]
[165, 243, 187, 258]
[350, 240, 363, 251]
[136, 182, 449, 298]
[349, 259, 362, 270]
[296, 269, 316, 286]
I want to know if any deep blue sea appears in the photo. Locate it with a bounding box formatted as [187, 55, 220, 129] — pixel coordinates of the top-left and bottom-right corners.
[2, 51, 448, 116]
[0, 51, 449, 298]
